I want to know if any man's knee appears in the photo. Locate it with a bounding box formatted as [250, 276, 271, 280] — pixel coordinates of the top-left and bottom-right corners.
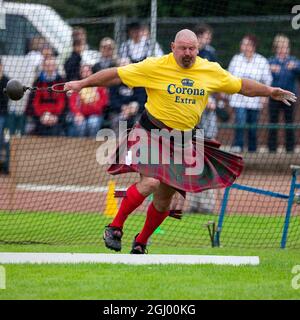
[153, 196, 173, 212]
[137, 177, 160, 196]
[153, 187, 176, 212]
[143, 177, 161, 193]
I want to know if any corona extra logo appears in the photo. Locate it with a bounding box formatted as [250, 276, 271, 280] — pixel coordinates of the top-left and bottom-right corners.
[181, 78, 194, 87]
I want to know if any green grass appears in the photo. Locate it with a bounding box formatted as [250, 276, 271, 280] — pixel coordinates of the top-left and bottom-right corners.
[0, 210, 300, 248]
[0, 211, 300, 299]
[0, 245, 300, 299]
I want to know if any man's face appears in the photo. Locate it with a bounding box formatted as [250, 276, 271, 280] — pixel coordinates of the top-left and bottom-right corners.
[100, 43, 114, 58]
[240, 38, 255, 56]
[197, 31, 212, 49]
[43, 58, 57, 75]
[42, 48, 54, 59]
[171, 38, 198, 68]
[276, 41, 289, 57]
[129, 28, 142, 43]
[80, 65, 92, 79]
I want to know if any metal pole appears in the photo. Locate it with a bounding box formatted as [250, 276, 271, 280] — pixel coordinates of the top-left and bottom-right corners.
[214, 187, 231, 247]
[150, 0, 157, 56]
[280, 168, 298, 249]
[114, 16, 127, 53]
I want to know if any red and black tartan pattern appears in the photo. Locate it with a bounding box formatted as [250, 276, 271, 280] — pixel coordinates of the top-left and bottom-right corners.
[108, 123, 244, 194]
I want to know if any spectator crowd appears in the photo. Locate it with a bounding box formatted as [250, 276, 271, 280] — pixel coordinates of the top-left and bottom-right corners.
[1, 22, 300, 179]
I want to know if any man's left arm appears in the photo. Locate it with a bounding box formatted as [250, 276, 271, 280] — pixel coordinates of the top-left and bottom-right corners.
[239, 78, 297, 106]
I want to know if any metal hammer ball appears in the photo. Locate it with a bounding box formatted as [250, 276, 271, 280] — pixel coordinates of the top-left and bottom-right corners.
[3, 79, 26, 101]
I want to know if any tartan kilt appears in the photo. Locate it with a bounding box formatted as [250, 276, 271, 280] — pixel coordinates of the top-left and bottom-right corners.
[107, 123, 243, 194]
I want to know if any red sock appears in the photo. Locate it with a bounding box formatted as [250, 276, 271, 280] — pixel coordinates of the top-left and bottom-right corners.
[110, 184, 146, 229]
[136, 202, 169, 244]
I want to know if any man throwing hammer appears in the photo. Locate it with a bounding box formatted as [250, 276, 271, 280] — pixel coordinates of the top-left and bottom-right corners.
[64, 29, 296, 254]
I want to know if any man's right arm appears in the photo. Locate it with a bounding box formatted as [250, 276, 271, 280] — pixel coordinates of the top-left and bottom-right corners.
[64, 67, 122, 92]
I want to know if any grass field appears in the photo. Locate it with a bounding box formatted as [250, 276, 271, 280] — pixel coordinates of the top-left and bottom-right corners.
[0, 245, 300, 299]
[0, 211, 300, 248]
[0, 211, 300, 299]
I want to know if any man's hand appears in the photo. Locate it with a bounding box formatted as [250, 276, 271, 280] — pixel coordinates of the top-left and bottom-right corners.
[40, 112, 58, 126]
[64, 81, 84, 93]
[270, 88, 297, 106]
[270, 64, 281, 73]
[287, 61, 297, 70]
[240, 79, 297, 106]
[74, 113, 85, 125]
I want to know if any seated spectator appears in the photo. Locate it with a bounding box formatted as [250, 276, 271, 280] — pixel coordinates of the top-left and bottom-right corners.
[11, 40, 54, 138]
[63, 26, 99, 81]
[64, 39, 85, 81]
[187, 24, 218, 214]
[108, 58, 147, 133]
[195, 23, 218, 140]
[0, 58, 10, 174]
[194, 24, 217, 62]
[228, 34, 272, 153]
[24, 43, 56, 135]
[67, 64, 109, 137]
[140, 23, 164, 57]
[268, 34, 300, 153]
[26, 36, 46, 78]
[27, 57, 66, 136]
[27, 41, 56, 75]
[41, 44, 56, 60]
[119, 22, 163, 63]
[72, 26, 99, 66]
[92, 37, 118, 73]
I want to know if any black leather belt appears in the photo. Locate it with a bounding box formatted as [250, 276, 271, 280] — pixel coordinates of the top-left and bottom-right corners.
[139, 110, 165, 131]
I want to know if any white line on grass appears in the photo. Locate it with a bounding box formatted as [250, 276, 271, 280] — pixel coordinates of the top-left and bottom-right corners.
[16, 184, 127, 193]
[0, 253, 260, 265]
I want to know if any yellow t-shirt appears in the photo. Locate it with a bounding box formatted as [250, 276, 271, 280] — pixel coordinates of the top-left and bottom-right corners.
[117, 53, 241, 130]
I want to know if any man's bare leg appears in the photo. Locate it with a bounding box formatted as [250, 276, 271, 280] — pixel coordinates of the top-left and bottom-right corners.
[170, 191, 185, 211]
[136, 175, 161, 197]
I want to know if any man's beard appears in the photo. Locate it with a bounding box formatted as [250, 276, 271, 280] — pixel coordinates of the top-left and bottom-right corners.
[181, 56, 194, 68]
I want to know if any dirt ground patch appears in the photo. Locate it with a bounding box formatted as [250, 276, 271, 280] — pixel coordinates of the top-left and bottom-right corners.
[0, 137, 298, 217]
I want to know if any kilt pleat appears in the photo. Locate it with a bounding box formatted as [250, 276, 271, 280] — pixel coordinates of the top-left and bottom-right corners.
[107, 123, 243, 193]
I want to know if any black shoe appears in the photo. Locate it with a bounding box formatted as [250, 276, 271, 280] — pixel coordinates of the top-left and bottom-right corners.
[103, 225, 123, 252]
[169, 209, 183, 219]
[130, 234, 148, 254]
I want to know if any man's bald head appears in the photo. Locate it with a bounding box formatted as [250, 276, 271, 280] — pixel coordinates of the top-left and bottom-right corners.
[171, 29, 199, 68]
[174, 29, 198, 43]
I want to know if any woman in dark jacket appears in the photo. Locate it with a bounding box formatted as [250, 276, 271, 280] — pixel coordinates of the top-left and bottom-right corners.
[268, 34, 300, 153]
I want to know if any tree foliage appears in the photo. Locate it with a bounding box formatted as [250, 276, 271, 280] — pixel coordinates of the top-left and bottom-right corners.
[5, 0, 297, 18]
